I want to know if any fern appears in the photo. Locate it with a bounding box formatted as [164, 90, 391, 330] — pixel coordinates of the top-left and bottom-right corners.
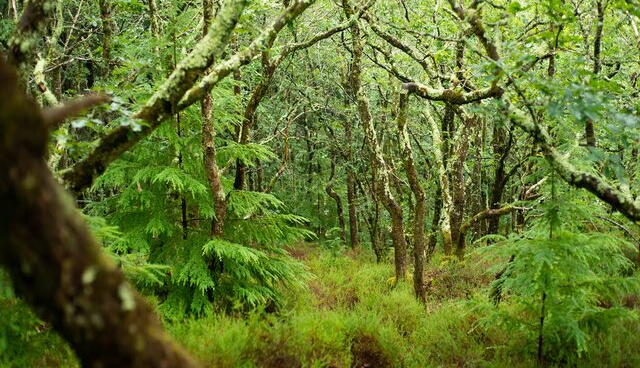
[81, 77, 314, 319]
[477, 176, 640, 364]
[217, 141, 277, 166]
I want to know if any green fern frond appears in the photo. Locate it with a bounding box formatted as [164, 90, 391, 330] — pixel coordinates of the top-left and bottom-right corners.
[217, 141, 277, 166]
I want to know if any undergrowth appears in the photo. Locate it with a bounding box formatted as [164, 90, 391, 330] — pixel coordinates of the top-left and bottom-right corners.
[1, 244, 639, 367]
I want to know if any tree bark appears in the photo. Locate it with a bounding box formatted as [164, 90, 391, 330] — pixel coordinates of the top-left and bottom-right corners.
[346, 158, 359, 248]
[397, 91, 426, 302]
[345, 0, 406, 278]
[426, 107, 454, 255]
[147, 0, 160, 37]
[585, 1, 604, 148]
[0, 56, 201, 368]
[342, 60, 359, 249]
[98, 0, 113, 77]
[326, 160, 347, 243]
[201, 0, 227, 238]
[487, 126, 512, 234]
[450, 113, 472, 259]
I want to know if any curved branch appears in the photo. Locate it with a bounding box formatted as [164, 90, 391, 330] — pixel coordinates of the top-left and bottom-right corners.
[403, 82, 502, 104]
[363, 12, 432, 75]
[178, 0, 316, 110]
[457, 205, 523, 250]
[61, 0, 251, 193]
[508, 105, 640, 222]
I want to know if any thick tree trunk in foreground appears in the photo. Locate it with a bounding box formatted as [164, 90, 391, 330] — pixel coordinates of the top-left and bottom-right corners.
[0, 59, 200, 368]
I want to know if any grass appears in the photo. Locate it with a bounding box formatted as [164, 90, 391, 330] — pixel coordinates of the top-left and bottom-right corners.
[1, 243, 639, 367]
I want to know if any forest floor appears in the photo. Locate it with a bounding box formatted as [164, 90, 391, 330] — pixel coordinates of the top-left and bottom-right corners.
[2, 243, 640, 367]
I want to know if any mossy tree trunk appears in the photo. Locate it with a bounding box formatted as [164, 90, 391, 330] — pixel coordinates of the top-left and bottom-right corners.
[98, 0, 113, 77]
[396, 91, 426, 302]
[426, 106, 455, 255]
[487, 125, 512, 234]
[201, 0, 227, 238]
[0, 56, 201, 368]
[326, 158, 347, 243]
[341, 59, 359, 249]
[345, 0, 407, 279]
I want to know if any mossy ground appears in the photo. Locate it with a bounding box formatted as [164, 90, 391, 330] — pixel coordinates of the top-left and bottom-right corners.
[2, 243, 639, 367]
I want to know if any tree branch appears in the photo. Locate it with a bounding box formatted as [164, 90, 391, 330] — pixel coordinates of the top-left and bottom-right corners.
[0, 54, 201, 368]
[507, 105, 640, 222]
[177, 0, 317, 110]
[457, 204, 525, 250]
[402, 81, 502, 104]
[44, 93, 111, 130]
[61, 0, 248, 193]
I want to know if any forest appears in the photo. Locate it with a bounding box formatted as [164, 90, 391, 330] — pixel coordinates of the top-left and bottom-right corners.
[1, 0, 640, 366]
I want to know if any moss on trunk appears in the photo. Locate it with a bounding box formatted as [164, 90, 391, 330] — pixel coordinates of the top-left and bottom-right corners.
[0, 57, 201, 368]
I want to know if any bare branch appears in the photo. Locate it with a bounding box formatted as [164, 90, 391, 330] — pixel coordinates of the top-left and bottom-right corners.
[43, 93, 111, 130]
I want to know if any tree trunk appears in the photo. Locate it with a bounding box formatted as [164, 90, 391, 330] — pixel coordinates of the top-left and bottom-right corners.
[147, 0, 160, 37]
[98, 0, 113, 77]
[202, 0, 226, 237]
[341, 60, 359, 249]
[427, 184, 442, 260]
[469, 118, 487, 239]
[0, 55, 201, 368]
[326, 160, 347, 243]
[397, 91, 426, 302]
[426, 107, 454, 255]
[487, 125, 512, 234]
[585, 1, 604, 148]
[234, 53, 276, 191]
[345, 122, 359, 248]
[451, 113, 473, 259]
[346, 5, 407, 279]
[359, 164, 384, 263]
[202, 95, 227, 237]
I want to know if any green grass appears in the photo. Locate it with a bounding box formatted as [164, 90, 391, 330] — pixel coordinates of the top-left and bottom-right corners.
[2, 244, 639, 367]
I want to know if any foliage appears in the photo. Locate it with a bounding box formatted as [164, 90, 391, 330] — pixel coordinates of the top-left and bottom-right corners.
[3, 245, 640, 367]
[0, 272, 77, 368]
[2, 0, 640, 365]
[478, 177, 640, 364]
[86, 101, 313, 318]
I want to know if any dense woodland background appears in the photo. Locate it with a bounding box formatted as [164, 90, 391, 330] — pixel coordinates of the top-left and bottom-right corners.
[1, 0, 640, 367]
